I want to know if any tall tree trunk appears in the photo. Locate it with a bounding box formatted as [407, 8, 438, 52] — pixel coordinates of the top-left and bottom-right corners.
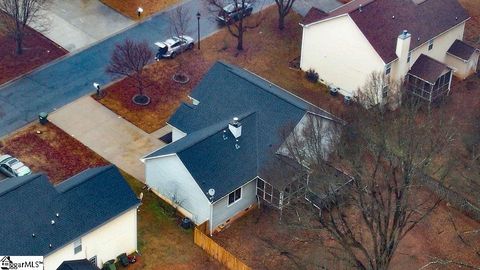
[237, 19, 244, 51]
[278, 12, 285, 30]
[15, 33, 23, 55]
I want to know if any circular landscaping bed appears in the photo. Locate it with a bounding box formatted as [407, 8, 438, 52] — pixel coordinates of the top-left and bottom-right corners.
[132, 94, 151, 106]
[172, 72, 190, 84]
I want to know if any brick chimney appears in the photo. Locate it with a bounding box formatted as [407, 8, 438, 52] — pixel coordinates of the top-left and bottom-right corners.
[228, 117, 242, 139]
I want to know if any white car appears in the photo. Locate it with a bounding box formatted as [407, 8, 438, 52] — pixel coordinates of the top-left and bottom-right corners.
[154, 35, 195, 60]
[0, 154, 32, 177]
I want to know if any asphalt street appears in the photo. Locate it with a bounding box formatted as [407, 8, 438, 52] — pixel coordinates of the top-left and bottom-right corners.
[0, 0, 340, 137]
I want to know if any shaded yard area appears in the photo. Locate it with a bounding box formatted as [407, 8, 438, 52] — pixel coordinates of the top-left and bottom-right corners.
[98, 6, 345, 133]
[214, 195, 480, 270]
[0, 25, 67, 85]
[458, 0, 480, 46]
[121, 172, 223, 270]
[100, 0, 181, 19]
[0, 122, 108, 184]
[0, 122, 222, 269]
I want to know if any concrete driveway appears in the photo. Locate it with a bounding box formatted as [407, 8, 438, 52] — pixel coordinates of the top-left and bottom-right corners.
[30, 0, 134, 52]
[49, 96, 168, 181]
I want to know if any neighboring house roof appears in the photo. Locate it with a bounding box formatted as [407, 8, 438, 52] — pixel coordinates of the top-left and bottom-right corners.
[302, 0, 469, 63]
[145, 61, 339, 202]
[447, 39, 479, 61]
[409, 54, 450, 84]
[0, 165, 139, 256]
[57, 259, 100, 270]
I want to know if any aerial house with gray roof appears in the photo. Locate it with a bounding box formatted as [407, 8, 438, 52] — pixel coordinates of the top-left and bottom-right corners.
[0, 165, 139, 270]
[142, 62, 343, 234]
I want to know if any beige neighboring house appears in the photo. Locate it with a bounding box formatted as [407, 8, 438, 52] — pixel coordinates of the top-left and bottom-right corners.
[300, 0, 479, 104]
[0, 165, 139, 270]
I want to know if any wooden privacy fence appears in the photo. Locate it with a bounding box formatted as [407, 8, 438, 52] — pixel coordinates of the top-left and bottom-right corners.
[194, 227, 251, 270]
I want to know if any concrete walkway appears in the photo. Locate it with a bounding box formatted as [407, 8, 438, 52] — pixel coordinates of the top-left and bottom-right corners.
[30, 0, 134, 52]
[49, 96, 168, 181]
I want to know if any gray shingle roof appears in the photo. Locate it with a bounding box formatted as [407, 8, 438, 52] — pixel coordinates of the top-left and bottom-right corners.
[409, 54, 449, 84]
[447, 39, 478, 61]
[303, 0, 469, 63]
[57, 259, 100, 270]
[0, 165, 139, 256]
[145, 61, 338, 201]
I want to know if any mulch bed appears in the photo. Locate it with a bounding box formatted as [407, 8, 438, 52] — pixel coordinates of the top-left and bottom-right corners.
[99, 0, 181, 20]
[0, 122, 109, 184]
[0, 26, 67, 85]
[97, 7, 346, 133]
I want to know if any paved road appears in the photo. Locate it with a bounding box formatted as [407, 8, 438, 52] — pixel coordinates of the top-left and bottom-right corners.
[0, 0, 336, 138]
[0, 0, 231, 137]
[30, 0, 134, 52]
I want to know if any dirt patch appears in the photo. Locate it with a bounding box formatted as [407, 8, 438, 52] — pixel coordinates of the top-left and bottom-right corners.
[100, 0, 181, 20]
[0, 26, 67, 85]
[121, 173, 224, 270]
[0, 122, 108, 184]
[214, 194, 480, 270]
[459, 0, 480, 47]
[98, 7, 345, 133]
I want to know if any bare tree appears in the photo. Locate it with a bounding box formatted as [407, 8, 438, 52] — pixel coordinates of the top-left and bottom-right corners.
[277, 75, 457, 269]
[106, 39, 153, 105]
[274, 0, 296, 30]
[205, 0, 263, 51]
[168, 5, 192, 83]
[0, 0, 49, 54]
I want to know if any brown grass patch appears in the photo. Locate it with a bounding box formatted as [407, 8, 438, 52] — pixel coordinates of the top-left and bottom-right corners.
[121, 173, 223, 270]
[100, 0, 181, 20]
[99, 7, 345, 133]
[0, 122, 108, 184]
[459, 0, 480, 47]
[0, 26, 67, 85]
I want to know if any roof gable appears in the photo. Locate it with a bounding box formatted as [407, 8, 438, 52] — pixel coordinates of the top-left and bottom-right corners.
[409, 54, 449, 84]
[0, 165, 139, 256]
[147, 62, 339, 201]
[303, 0, 469, 63]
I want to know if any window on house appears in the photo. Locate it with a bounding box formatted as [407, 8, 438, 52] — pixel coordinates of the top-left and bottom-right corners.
[382, 85, 389, 98]
[228, 188, 241, 205]
[73, 239, 82, 254]
[385, 63, 391, 75]
[428, 40, 434, 50]
[407, 51, 412, 63]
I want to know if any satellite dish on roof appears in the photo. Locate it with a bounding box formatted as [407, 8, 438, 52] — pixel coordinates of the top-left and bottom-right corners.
[208, 188, 215, 197]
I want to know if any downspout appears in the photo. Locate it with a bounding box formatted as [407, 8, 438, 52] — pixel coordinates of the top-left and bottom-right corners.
[447, 70, 453, 95]
[209, 201, 213, 236]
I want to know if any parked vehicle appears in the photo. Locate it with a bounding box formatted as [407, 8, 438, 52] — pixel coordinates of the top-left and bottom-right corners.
[216, 2, 253, 24]
[0, 154, 32, 177]
[154, 36, 194, 60]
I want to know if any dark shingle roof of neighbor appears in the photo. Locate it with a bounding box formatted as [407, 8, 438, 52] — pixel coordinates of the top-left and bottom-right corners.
[447, 39, 478, 61]
[57, 259, 100, 270]
[145, 61, 339, 201]
[409, 54, 449, 84]
[302, 0, 469, 63]
[0, 165, 139, 256]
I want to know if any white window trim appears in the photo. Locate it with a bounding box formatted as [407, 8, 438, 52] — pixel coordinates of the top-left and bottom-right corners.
[428, 39, 434, 50]
[73, 238, 82, 254]
[227, 188, 242, 207]
[385, 63, 392, 75]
